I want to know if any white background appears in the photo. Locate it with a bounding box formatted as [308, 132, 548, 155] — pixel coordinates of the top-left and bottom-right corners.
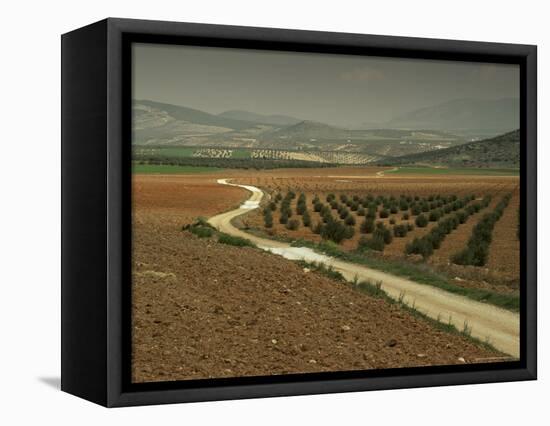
[0, 0, 546, 423]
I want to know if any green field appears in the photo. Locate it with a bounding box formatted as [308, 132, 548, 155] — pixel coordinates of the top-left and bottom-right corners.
[133, 164, 224, 174]
[388, 167, 519, 176]
[231, 149, 252, 159]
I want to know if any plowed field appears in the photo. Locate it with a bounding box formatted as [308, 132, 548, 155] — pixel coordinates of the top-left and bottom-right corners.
[131, 168, 516, 383]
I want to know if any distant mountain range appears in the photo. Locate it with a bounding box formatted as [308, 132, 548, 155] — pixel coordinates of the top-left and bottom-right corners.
[135, 99, 255, 131]
[386, 98, 519, 135]
[217, 110, 302, 126]
[132, 99, 518, 159]
[382, 129, 520, 168]
[262, 120, 351, 140]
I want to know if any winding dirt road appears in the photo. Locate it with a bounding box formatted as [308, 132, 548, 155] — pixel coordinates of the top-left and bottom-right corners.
[208, 179, 520, 357]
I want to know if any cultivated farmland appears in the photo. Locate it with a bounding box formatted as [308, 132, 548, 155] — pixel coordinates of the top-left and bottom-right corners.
[133, 145, 381, 165]
[132, 168, 511, 383]
[250, 149, 380, 164]
[231, 170, 520, 296]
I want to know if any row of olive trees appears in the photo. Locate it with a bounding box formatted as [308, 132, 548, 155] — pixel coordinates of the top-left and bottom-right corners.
[451, 194, 511, 266]
[405, 195, 492, 259]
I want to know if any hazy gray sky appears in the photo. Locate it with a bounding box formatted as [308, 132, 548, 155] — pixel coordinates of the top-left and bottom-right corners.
[132, 43, 519, 127]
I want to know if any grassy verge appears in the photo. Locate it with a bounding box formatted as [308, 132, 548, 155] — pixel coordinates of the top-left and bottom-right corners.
[296, 260, 345, 282]
[183, 219, 256, 248]
[356, 279, 501, 353]
[188, 225, 215, 238]
[297, 260, 503, 354]
[290, 238, 519, 311]
[217, 233, 255, 247]
[241, 226, 295, 243]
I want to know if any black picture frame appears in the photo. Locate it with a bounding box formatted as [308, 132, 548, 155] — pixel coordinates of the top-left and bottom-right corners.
[61, 17, 537, 407]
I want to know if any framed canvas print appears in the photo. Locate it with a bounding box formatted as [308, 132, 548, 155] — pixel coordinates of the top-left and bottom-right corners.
[61, 18, 537, 407]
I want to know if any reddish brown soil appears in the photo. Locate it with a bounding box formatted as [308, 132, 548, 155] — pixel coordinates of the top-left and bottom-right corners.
[133, 174, 247, 228]
[132, 233, 501, 383]
[132, 173, 504, 383]
[233, 174, 515, 197]
[430, 196, 500, 267]
[486, 189, 521, 281]
[428, 187, 520, 292]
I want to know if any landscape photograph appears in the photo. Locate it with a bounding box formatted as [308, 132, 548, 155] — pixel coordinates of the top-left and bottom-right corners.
[131, 43, 520, 383]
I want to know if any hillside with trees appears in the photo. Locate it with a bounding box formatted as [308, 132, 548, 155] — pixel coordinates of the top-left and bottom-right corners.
[381, 130, 520, 168]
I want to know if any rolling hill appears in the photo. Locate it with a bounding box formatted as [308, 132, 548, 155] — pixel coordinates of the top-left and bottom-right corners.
[261, 120, 351, 140]
[217, 110, 302, 126]
[133, 100, 269, 145]
[382, 129, 520, 168]
[135, 100, 256, 130]
[387, 98, 519, 135]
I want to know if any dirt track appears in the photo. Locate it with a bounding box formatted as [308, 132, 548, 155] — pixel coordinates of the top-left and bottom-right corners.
[208, 179, 520, 357]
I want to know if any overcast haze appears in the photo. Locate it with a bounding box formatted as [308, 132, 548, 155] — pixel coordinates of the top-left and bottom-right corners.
[132, 43, 519, 127]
